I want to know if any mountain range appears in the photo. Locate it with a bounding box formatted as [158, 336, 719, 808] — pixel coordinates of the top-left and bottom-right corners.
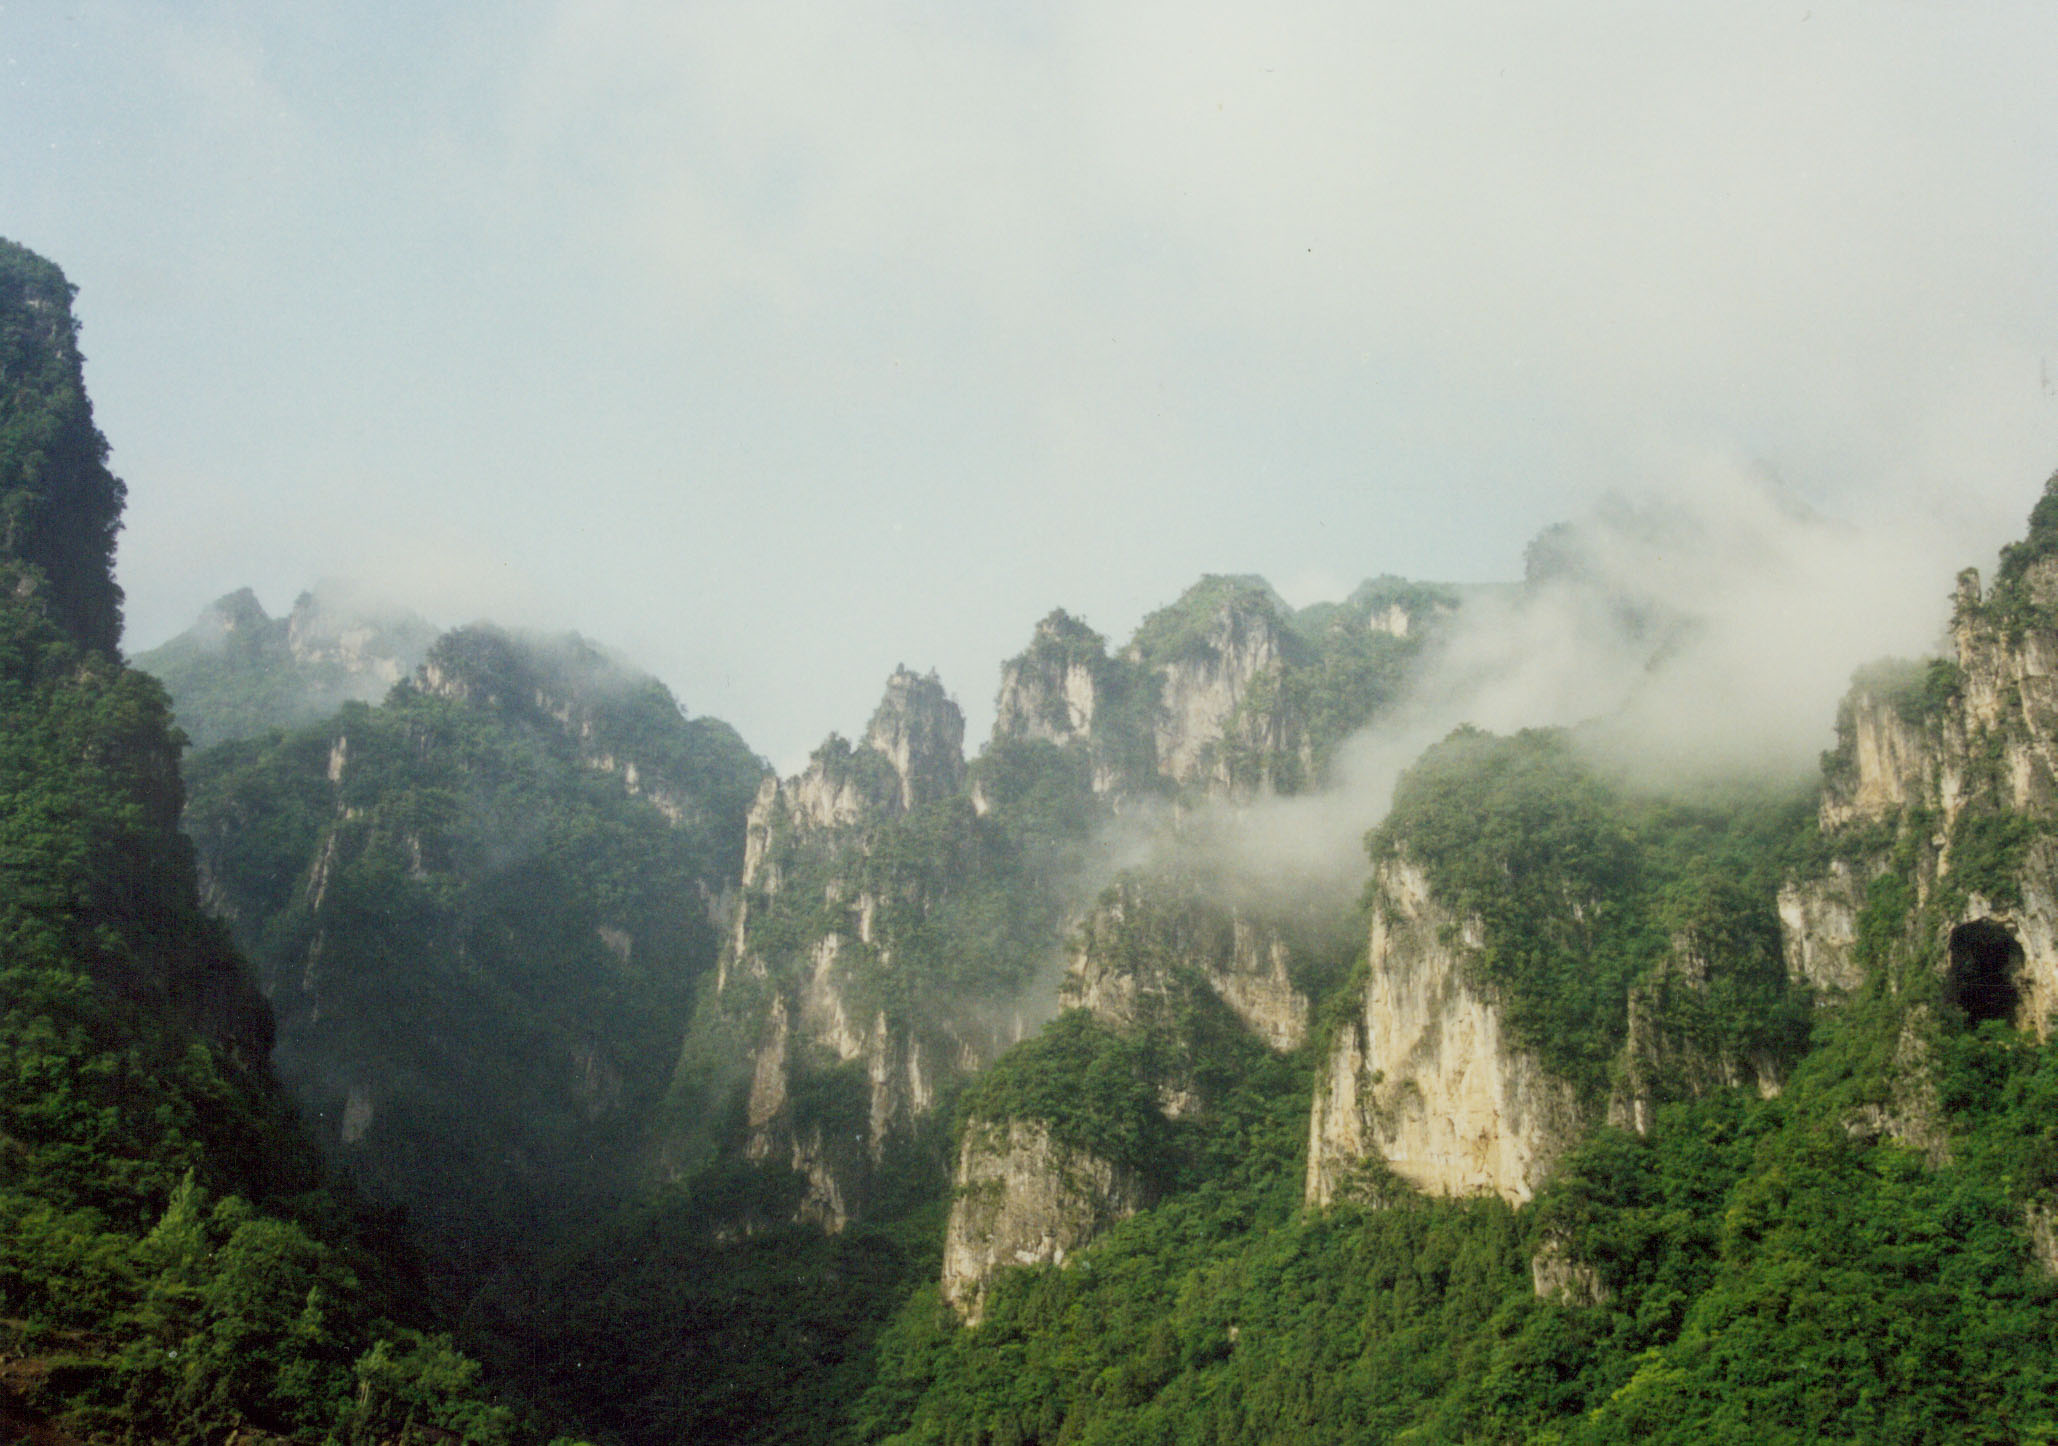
[7, 234, 2058, 1444]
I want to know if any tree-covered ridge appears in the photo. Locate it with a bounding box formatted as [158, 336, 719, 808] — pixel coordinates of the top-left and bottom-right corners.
[1370, 726, 1815, 1102]
[182, 622, 765, 1284]
[134, 582, 439, 750]
[0, 239, 124, 657]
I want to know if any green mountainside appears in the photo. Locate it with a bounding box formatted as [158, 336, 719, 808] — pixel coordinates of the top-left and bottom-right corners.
[0, 237, 580, 1444]
[181, 623, 765, 1284]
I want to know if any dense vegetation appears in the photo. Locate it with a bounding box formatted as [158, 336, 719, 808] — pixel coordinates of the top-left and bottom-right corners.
[863, 1015, 2058, 1445]
[182, 624, 765, 1283]
[13, 229, 2058, 1444]
[0, 239, 125, 655]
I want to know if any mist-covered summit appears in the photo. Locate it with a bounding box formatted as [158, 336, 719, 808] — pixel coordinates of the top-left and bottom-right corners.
[134, 579, 438, 748]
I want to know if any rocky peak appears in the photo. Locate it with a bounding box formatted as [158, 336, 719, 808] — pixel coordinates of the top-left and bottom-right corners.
[1127, 577, 1295, 791]
[863, 666, 966, 813]
[993, 610, 1109, 747]
[201, 586, 273, 637]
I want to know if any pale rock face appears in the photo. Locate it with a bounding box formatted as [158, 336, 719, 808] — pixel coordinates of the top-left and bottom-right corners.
[2004, 853, 2058, 1038]
[1306, 857, 1583, 1207]
[2025, 1201, 2058, 1277]
[940, 1119, 1151, 1324]
[340, 1087, 375, 1146]
[739, 775, 783, 890]
[1059, 884, 1312, 1054]
[1530, 1232, 1611, 1306]
[799, 934, 867, 1063]
[1937, 857, 2058, 1041]
[1798, 567, 2058, 1035]
[1219, 918, 1309, 1052]
[789, 1125, 853, 1234]
[867, 1014, 933, 1160]
[992, 611, 1110, 751]
[1777, 863, 1866, 995]
[746, 997, 791, 1137]
[285, 585, 427, 690]
[789, 755, 889, 833]
[995, 653, 1100, 746]
[1367, 602, 1414, 638]
[865, 667, 967, 812]
[736, 669, 964, 896]
[1820, 695, 1931, 832]
[1149, 606, 1287, 789]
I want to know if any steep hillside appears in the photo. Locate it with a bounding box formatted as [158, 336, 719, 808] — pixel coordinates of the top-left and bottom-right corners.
[181, 622, 765, 1280]
[0, 237, 566, 1445]
[0, 241, 124, 656]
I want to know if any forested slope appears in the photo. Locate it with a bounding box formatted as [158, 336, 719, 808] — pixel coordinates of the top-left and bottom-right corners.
[0, 237, 576, 1444]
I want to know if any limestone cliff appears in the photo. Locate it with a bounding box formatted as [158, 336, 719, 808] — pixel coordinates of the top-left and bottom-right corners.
[676, 666, 1057, 1233]
[935, 871, 1352, 1314]
[1138, 585, 1299, 793]
[993, 611, 1109, 748]
[939, 1120, 1152, 1325]
[1307, 726, 1805, 1214]
[1307, 855, 1584, 1206]
[1782, 545, 2058, 1042]
[1060, 876, 1317, 1057]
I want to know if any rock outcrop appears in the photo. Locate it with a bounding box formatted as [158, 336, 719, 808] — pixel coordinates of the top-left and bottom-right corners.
[135, 581, 438, 749]
[940, 1120, 1152, 1324]
[986, 575, 1459, 803]
[1141, 590, 1297, 793]
[1306, 856, 1584, 1207]
[1060, 877, 1314, 1055]
[1780, 551, 2058, 1041]
[993, 611, 1109, 750]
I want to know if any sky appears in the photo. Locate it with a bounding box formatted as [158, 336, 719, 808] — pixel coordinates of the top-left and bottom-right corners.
[5, 0, 2058, 770]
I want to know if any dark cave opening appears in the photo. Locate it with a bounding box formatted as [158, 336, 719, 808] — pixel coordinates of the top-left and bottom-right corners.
[1947, 919, 2024, 1026]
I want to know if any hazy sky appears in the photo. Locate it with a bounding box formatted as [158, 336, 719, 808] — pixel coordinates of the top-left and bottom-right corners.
[6, 1, 2058, 767]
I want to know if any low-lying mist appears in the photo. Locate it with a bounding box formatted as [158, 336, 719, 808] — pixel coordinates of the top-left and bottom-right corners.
[1166, 460, 2010, 920]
